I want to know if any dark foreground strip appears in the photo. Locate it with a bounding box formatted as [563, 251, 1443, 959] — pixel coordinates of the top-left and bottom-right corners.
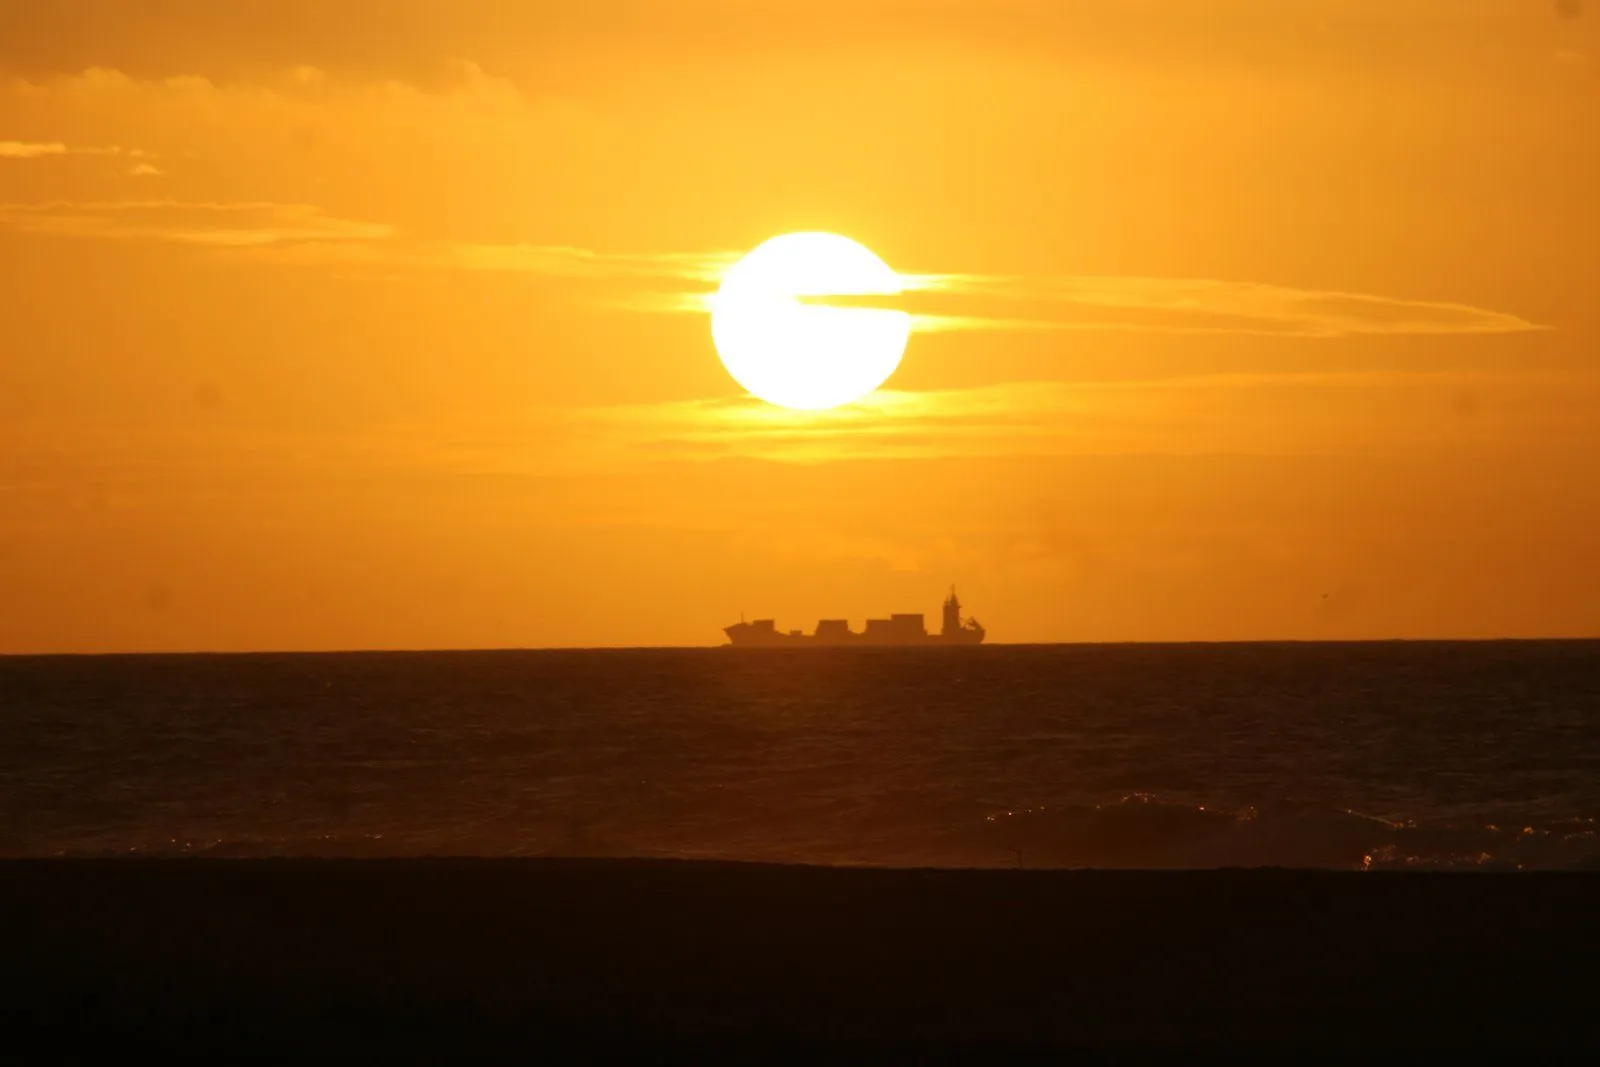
[2, 859, 1596, 1060]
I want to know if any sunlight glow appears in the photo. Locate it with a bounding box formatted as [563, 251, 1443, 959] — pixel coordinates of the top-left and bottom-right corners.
[710, 233, 910, 411]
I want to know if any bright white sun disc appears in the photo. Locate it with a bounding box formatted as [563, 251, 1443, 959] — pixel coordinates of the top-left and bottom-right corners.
[710, 233, 910, 411]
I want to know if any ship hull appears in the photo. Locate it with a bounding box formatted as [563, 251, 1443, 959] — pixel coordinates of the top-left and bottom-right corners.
[723, 630, 984, 648]
[722, 589, 985, 647]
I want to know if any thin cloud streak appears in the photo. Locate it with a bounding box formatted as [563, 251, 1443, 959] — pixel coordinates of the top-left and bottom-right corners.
[225, 237, 740, 281]
[0, 141, 152, 159]
[564, 259, 1546, 341]
[0, 200, 1543, 339]
[438, 244, 739, 282]
[896, 273, 1547, 339]
[553, 370, 1596, 467]
[0, 141, 68, 158]
[404, 247, 1546, 341]
[7, 372, 1594, 487]
[0, 199, 392, 246]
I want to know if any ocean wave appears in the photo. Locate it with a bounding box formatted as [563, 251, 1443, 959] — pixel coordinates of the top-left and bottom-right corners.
[36, 799, 1600, 871]
[969, 795, 1600, 871]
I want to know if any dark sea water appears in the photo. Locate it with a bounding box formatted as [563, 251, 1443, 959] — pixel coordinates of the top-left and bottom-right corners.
[4, 643, 1599, 870]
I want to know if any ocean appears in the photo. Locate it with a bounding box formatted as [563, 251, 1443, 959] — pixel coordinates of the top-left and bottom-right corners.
[4, 642, 1598, 869]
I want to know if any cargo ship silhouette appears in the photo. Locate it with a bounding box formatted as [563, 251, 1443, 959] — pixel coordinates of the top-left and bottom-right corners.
[723, 587, 985, 646]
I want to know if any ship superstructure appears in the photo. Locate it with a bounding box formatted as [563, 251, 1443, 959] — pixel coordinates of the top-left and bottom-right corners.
[723, 587, 985, 646]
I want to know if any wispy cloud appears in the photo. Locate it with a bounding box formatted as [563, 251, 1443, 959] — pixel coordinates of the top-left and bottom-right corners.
[0, 141, 153, 160]
[550, 370, 1599, 467]
[0, 197, 723, 278]
[0, 199, 391, 246]
[0, 141, 68, 158]
[0, 196, 1542, 341]
[562, 379, 1253, 465]
[221, 236, 740, 283]
[434, 244, 738, 282]
[894, 273, 1546, 339]
[319, 241, 1545, 341]
[386, 247, 1546, 341]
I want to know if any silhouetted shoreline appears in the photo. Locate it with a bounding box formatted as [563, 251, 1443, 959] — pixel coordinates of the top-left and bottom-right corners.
[4, 858, 1596, 1058]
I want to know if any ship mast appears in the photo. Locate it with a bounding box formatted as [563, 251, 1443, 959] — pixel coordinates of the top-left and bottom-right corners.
[941, 585, 962, 638]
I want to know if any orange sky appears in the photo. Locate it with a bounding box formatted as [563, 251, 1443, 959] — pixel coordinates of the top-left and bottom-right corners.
[1, 1, 1597, 651]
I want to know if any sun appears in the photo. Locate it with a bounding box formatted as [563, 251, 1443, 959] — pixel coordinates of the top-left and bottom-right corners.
[710, 233, 911, 411]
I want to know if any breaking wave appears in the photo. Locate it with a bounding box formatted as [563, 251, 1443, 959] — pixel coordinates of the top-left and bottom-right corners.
[966, 794, 1600, 871]
[33, 794, 1600, 871]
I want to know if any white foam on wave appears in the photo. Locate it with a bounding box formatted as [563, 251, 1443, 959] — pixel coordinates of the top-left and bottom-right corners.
[972, 795, 1600, 871]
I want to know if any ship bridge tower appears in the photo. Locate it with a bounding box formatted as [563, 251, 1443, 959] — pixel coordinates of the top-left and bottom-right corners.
[941, 586, 963, 638]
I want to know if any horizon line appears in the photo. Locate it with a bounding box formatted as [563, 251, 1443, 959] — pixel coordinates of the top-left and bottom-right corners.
[5, 635, 1600, 658]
